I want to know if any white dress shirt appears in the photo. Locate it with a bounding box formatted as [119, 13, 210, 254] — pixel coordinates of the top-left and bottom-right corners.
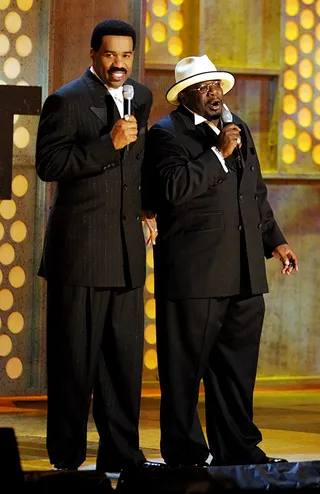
[90, 66, 124, 117]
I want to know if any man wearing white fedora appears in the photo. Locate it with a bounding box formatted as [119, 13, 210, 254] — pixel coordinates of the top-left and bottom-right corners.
[142, 54, 298, 467]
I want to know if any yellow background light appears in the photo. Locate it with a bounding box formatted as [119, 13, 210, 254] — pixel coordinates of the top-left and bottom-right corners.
[285, 20, 299, 41]
[284, 69, 298, 90]
[0, 334, 12, 357]
[12, 175, 28, 197]
[144, 349, 158, 370]
[0, 200, 16, 220]
[16, 0, 34, 10]
[297, 131, 312, 152]
[283, 119, 297, 139]
[151, 22, 167, 42]
[0, 288, 14, 311]
[145, 298, 156, 319]
[4, 11, 22, 33]
[8, 312, 24, 334]
[6, 357, 23, 379]
[312, 144, 320, 164]
[282, 143, 297, 164]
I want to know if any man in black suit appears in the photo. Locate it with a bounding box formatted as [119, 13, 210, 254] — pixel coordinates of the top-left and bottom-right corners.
[143, 55, 298, 467]
[36, 19, 156, 472]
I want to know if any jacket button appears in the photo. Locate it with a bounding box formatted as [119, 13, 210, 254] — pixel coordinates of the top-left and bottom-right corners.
[250, 165, 255, 171]
[123, 184, 128, 190]
[218, 179, 223, 184]
[136, 215, 140, 220]
[103, 166, 107, 171]
[239, 194, 243, 201]
[238, 225, 242, 231]
[123, 215, 126, 221]
[258, 223, 262, 229]
[254, 195, 258, 200]
[106, 164, 111, 169]
[137, 185, 141, 190]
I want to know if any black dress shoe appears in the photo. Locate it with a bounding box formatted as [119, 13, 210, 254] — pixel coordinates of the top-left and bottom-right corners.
[137, 461, 167, 470]
[166, 461, 208, 468]
[210, 456, 288, 466]
[96, 458, 148, 473]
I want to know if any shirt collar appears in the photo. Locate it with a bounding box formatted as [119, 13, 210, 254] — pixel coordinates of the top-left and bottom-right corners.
[90, 66, 123, 98]
[183, 104, 220, 135]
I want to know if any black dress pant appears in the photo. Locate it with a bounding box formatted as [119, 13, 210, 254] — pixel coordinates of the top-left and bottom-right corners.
[155, 294, 266, 465]
[46, 282, 146, 470]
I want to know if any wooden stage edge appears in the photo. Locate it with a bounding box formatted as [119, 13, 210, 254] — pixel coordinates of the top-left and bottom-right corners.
[1, 379, 320, 405]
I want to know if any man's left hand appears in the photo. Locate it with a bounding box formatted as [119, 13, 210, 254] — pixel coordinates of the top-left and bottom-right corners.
[272, 244, 299, 275]
[142, 211, 158, 246]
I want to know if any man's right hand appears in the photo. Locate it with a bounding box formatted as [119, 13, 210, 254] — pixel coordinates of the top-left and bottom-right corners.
[216, 123, 242, 158]
[110, 115, 138, 150]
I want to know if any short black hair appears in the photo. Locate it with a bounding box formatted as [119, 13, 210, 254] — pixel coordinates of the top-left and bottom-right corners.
[91, 19, 136, 52]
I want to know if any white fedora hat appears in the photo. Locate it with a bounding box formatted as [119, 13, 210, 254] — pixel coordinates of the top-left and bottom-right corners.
[166, 54, 235, 105]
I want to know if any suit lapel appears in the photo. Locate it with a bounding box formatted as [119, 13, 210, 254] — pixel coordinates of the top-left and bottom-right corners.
[89, 96, 119, 130]
[83, 71, 144, 155]
[83, 68, 120, 128]
[175, 106, 218, 148]
[90, 106, 108, 124]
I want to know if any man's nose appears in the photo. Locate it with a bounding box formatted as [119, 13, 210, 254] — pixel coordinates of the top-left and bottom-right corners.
[208, 85, 219, 95]
[111, 56, 124, 67]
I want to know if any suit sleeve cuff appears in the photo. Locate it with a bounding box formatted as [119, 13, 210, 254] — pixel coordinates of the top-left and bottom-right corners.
[211, 147, 229, 173]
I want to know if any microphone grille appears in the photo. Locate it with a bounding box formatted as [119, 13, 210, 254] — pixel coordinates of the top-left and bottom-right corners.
[123, 84, 134, 100]
[222, 103, 233, 124]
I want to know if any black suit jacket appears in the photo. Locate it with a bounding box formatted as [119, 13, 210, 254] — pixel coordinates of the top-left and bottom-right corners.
[143, 105, 286, 298]
[36, 69, 153, 288]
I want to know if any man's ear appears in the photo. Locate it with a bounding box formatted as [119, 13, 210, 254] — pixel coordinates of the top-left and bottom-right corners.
[90, 48, 95, 61]
[178, 92, 185, 105]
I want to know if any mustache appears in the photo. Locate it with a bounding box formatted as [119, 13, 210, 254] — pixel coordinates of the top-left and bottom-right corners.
[207, 96, 223, 104]
[108, 67, 127, 74]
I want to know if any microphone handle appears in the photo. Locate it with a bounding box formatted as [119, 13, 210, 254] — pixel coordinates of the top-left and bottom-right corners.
[234, 146, 243, 168]
[124, 99, 131, 152]
[223, 121, 244, 169]
[124, 98, 131, 116]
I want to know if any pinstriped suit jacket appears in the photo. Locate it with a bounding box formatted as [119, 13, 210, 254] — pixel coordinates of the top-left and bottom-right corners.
[36, 68, 153, 288]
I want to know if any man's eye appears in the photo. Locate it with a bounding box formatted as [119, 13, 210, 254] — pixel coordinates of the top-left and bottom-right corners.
[198, 85, 209, 93]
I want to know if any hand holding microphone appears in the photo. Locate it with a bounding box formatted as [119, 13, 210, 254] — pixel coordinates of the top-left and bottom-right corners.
[217, 103, 242, 161]
[110, 115, 137, 150]
[110, 84, 138, 150]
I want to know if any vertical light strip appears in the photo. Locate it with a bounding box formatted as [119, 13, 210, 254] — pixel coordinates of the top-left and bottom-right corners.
[280, 0, 320, 173]
[0, 0, 37, 386]
[145, 0, 185, 62]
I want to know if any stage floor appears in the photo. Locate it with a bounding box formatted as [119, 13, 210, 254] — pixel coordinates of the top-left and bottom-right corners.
[1, 388, 320, 486]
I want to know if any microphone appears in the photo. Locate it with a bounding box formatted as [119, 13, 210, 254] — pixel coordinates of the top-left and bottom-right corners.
[123, 84, 134, 151]
[221, 103, 233, 125]
[221, 103, 243, 168]
[123, 84, 134, 116]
